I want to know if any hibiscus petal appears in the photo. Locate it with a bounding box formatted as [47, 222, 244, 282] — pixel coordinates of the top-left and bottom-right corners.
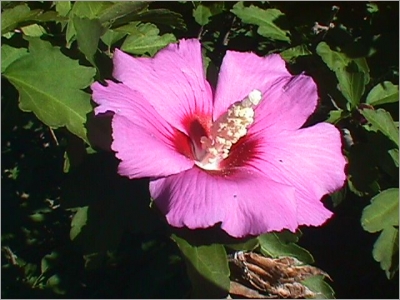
[213, 51, 290, 120]
[112, 39, 213, 134]
[150, 167, 298, 238]
[92, 81, 194, 178]
[250, 74, 319, 133]
[112, 114, 194, 178]
[253, 122, 346, 226]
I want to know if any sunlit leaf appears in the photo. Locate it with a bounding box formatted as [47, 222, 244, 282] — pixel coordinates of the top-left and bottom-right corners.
[316, 42, 351, 72]
[121, 23, 176, 56]
[231, 2, 290, 42]
[193, 4, 213, 26]
[301, 275, 335, 299]
[21, 23, 46, 37]
[366, 81, 399, 106]
[280, 44, 312, 62]
[3, 38, 95, 143]
[1, 44, 28, 73]
[326, 109, 346, 124]
[55, 1, 71, 17]
[258, 231, 314, 264]
[73, 16, 104, 66]
[372, 226, 399, 279]
[361, 108, 399, 146]
[171, 234, 230, 298]
[388, 149, 399, 167]
[193, 3, 224, 26]
[361, 188, 399, 233]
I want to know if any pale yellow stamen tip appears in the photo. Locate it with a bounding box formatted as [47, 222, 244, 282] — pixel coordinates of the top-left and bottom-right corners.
[195, 90, 263, 170]
[242, 89, 262, 107]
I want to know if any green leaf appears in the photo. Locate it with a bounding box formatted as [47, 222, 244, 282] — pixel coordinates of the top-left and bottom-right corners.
[70, 1, 112, 19]
[301, 275, 335, 299]
[231, 2, 290, 42]
[361, 188, 399, 233]
[171, 234, 230, 298]
[70, 206, 89, 241]
[326, 109, 345, 124]
[366, 81, 399, 106]
[361, 108, 399, 146]
[280, 44, 312, 62]
[226, 237, 259, 251]
[336, 63, 366, 107]
[2, 4, 39, 34]
[97, 1, 149, 24]
[2, 38, 95, 143]
[73, 16, 104, 66]
[47, 274, 66, 295]
[316, 42, 370, 107]
[193, 3, 224, 26]
[1, 4, 67, 34]
[126, 8, 186, 30]
[367, 2, 379, 14]
[330, 186, 347, 207]
[353, 57, 370, 84]
[258, 231, 314, 264]
[316, 42, 352, 72]
[372, 226, 399, 279]
[100, 29, 127, 48]
[1, 44, 28, 73]
[193, 4, 213, 26]
[41, 251, 59, 274]
[120, 23, 176, 56]
[388, 149, 399, 167]
[21, 23, 46, 37]
[55, 1, 72, 17]
[66, 1, 113, 47]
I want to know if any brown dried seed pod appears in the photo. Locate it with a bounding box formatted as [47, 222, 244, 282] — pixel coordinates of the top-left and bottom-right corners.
[229, 281, 272, 299]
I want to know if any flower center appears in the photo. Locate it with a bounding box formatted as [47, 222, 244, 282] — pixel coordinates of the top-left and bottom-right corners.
[194, 90, 262, 170]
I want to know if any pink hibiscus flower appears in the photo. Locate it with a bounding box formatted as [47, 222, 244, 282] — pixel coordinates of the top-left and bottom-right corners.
[91, 39, 346, 238]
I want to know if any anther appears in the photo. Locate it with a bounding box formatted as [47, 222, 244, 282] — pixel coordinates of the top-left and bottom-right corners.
[195, 90, 263, 170]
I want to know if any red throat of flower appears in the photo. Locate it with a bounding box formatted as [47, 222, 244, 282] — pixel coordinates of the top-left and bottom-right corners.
[175, 90, 262, 173]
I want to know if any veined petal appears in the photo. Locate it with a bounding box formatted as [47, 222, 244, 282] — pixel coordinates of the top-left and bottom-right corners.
[112, 39, 213, 134]
[92, 81, 194, 178]
[249, 75, 319, 134]
[213, 51, 290, 120]
[150, 167, 298, 238]
[112, 115, 194, 178]
[253, 122, 346, 225]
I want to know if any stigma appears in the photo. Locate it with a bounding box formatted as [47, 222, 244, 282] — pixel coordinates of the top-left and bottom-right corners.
[194, 90, 262, 170]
